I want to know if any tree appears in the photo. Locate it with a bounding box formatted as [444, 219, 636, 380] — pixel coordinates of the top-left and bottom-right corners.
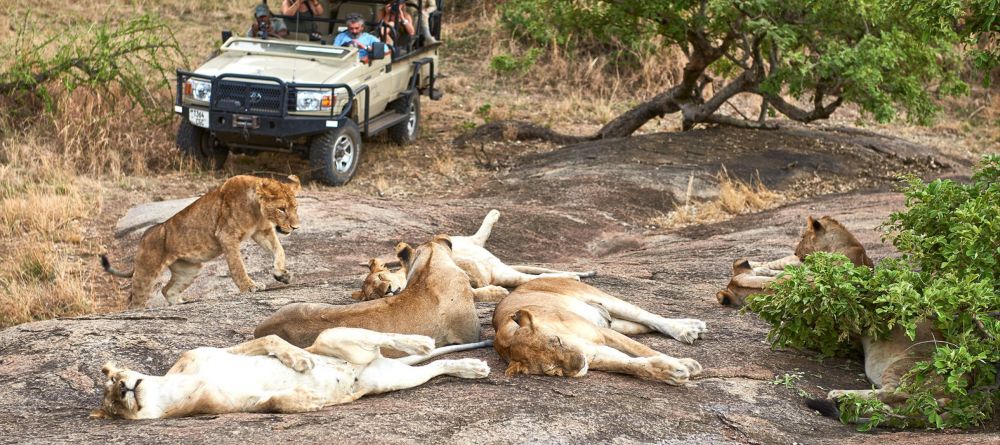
[464, 0, 992, 145]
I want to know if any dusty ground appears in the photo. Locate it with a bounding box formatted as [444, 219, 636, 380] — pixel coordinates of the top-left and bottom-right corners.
[1, 127, 997, 444]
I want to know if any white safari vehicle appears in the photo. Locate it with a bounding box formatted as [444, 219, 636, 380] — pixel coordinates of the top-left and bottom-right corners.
[174, 0, 443, 185]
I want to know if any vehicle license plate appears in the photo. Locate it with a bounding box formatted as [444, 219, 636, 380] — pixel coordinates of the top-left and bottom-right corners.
[189, 109, 209, 129]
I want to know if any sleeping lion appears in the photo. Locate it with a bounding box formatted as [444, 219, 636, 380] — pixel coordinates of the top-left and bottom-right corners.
[92, 327, 490, 419]
[353, 209, 595, 301]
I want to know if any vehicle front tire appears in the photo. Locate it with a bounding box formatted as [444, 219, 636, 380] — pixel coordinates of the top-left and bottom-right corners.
[176, 120, 228, 170]
[310, 121, 362, 186]
[387, 93, 420, 145]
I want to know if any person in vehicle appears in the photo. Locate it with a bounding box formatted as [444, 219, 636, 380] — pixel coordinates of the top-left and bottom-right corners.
[282, 0, 325, 41]
[334, 13, 384, 63]
[249, 4, 289, 39]
[376, 0, 416, 48]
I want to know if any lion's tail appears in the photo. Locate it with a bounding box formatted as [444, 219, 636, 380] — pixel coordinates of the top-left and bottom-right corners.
[100, 255, 133, 279]
[398, 339, 494, 365]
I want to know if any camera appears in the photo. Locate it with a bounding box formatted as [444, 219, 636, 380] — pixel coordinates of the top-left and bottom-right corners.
[389, 0, 402, 16]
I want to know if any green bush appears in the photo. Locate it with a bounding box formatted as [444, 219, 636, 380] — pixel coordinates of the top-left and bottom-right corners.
[489, 48, 543, 75]
[748, 155, 1000, 430]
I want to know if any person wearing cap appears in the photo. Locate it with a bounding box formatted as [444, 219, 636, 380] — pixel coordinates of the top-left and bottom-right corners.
[249, 4, 289, 39]
[333, 13, 384, 63]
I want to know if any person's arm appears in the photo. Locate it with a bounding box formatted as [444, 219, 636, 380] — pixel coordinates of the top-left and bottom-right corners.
[307, 0, 324, 15]
[399, 10, 415, 36]
[282, 0, 301, 16]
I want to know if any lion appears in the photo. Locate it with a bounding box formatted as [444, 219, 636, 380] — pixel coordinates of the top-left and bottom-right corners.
[805, 320, 940, 421]
[716, 215, 874, 307]
[493, 277, 706, 385]
[101, 175, 301, 308]
[351, 257, 408, 301]
[354, 209, 595, 301]
[91, 327, 490, 419]
[255, 234, 487, 349]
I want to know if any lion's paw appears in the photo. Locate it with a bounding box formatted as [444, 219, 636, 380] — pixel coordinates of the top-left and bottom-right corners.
[647, 355, 690, 385]
[243, 280, 267, 293]
[678, 357, 703, 377]
[273, 270, 293, 284]
[277, 351, 314, 372]
[447, 358, 491, 379]
[484, 209, 500, 225]
[395, 335, 435, 356]
[663, 319, 707, 344]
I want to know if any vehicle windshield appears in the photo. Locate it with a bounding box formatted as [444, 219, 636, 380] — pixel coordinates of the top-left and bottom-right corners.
[224, 40, 352, 59]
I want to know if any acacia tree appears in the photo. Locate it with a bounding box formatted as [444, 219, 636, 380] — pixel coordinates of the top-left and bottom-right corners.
[465, 0, 994, 144]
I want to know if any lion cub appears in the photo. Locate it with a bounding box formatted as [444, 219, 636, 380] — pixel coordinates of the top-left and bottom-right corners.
[102, 175, 301, 308]
[716, 215, 874, 307]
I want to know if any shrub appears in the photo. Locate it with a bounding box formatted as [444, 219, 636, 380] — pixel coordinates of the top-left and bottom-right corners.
[748, 155, 1000, 430]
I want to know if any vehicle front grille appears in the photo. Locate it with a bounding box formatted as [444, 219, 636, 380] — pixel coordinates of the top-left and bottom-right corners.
[213, 80, 286, 116]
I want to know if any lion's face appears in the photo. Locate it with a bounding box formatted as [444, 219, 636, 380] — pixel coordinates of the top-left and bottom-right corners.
[352, 258, 406, 301]
[93, 362, 148, 419]
[503, 310, 588, 378]
[794, 215, 840, 259]
[258, 175, 301, 235]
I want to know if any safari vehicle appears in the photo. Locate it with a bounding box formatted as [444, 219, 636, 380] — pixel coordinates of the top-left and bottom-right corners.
[174, 0, 443, 185]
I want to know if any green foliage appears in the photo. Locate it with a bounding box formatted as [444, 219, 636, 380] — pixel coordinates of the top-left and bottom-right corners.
[497, 0, 995, 124]
[489, 48, 543, 75]
[0, 13, 183, 120]
[750, 155, 1000, 430]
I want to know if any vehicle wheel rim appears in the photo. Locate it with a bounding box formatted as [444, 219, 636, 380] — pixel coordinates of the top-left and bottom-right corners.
[333, 135, 355, 173]
[406, 102, 417, 136]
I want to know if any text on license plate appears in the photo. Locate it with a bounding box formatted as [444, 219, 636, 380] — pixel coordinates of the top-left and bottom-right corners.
[189, 109, 209, 129]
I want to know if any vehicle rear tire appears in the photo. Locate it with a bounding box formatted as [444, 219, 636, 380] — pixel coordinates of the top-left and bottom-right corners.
[387, 93, 420, 145]
[310, 121, 362, 186]
[177, 120, 228, 170]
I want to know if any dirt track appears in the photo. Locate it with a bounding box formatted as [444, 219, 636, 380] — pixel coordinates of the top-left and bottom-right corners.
[1, 127, 995, 444]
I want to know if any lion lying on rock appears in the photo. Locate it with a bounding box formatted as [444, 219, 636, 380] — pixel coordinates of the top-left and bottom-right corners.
[354, 209, 595, 301]
[493, 277, 706, 385]
[91, 327, 490, 419]
[255, 235, 483, 348]
[102, 175, 301, 308]
[806, 320, 940, 420]
[716, 215, 874, 307]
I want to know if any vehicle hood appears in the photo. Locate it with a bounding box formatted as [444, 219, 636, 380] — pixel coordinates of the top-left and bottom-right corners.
[194, 52, 365, 85]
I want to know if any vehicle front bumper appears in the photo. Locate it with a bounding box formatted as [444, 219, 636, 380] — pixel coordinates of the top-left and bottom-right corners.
[174, 104, 347, 140]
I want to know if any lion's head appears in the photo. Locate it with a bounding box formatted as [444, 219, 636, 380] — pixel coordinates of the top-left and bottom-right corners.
[257, 175, 301, 235]
[352, 257, 407, 301]
[91, 362, 151, 420]
[502, 309, 589, 378]
[794, 215, 873, 266]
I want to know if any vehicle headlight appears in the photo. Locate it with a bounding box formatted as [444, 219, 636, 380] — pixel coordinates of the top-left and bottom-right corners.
[183, 78, 211, 102]
[296, 90, 332, 112]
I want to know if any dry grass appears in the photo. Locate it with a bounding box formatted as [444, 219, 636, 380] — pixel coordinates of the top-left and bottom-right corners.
[651, 168, 785, 230]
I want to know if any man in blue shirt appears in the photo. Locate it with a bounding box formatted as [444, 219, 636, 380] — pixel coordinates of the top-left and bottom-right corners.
[333, 13, 382, 63]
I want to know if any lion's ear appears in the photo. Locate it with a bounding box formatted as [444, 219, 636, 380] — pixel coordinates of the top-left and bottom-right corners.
[368, 258, 382, 271]
[286, 175, 302, 194]
[101, 362, 116, 377]
[89, 409, 110, 419]
[807, 215, 823, 232]
[432, 234, 453, 251]
[396, 243, 414, 265]
[511, 309, 535, 330]
[351, 290, 364, 300]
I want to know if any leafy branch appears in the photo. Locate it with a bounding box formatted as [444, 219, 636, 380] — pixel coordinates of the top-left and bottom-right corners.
[0, 13, 185, 119]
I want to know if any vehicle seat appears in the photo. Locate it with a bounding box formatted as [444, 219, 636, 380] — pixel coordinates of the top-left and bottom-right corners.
[334, 1, 380, 33]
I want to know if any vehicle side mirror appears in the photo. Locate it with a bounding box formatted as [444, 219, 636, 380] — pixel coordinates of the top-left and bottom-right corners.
[221, 30, 233, 43]
[369, 43, 387, 61]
